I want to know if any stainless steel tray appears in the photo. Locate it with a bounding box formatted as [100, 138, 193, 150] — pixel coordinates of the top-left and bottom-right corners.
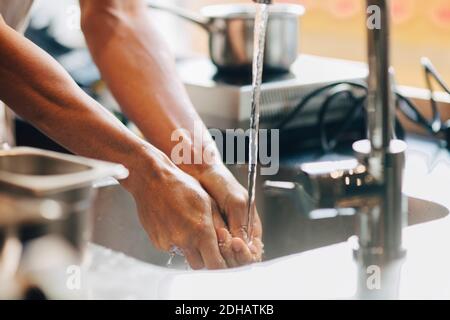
[0, 147, 128, 196]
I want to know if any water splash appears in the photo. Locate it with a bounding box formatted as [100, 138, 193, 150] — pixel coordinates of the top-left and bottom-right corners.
[166, 245, 187, 269]
[166, 252, 176, 268]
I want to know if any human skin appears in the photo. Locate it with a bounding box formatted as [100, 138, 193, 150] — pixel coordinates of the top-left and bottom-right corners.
[79, 0, 263, 267]
[0, 1, 262, 269]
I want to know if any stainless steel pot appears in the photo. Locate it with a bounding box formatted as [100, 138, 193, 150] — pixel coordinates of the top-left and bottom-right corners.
[148, 2, 305, 73]
[0, 147, 128, 298]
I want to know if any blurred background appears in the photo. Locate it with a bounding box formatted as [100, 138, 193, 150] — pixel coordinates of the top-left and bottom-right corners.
[28, 0, 450, 89]
[189, 0, 450, 88]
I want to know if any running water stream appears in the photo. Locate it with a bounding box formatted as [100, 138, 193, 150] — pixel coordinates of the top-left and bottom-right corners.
[166, 4, 269, 267]
[246, 4, 269, 241]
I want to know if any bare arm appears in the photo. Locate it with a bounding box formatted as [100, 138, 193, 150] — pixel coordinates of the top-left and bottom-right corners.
[79, 0, 220, 178]
[0, 15, 153, 182]
[0, 16, 227, 269]
[79, 0, 263, 264]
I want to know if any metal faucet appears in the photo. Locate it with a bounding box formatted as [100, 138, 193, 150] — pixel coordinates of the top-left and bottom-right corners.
[264, 0, 407, 266]
[355, 0, 407, 263]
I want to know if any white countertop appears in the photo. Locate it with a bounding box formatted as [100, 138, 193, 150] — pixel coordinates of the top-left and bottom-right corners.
[81, 136, 450, 300]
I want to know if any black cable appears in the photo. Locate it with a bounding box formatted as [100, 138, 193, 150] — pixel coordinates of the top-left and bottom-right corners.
[317, 85, 366, 152]
[395, 92, 435, 134]
[275, 81, 368, 129]
[395, 58, 450, 147]
[273, 58, 450, 153]
[421, 57, 447, 133]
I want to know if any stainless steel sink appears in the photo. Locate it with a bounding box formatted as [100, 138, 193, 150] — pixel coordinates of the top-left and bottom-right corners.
[92, 163, 449, 268]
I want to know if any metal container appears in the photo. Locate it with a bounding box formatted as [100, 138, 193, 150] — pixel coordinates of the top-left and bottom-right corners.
[148, 2, 305, 73]
[0, 147, 128, 297]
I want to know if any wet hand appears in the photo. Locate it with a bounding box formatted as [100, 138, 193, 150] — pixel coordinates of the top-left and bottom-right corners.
[123, 149, 227, 270]
[198, 164, 264, 266]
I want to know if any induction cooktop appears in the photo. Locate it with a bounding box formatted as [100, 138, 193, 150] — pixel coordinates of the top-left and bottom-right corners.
[177, 55, 368, 130]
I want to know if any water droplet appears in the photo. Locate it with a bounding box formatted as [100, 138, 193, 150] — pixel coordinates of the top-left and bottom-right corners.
[166, 252, 175, 268]
[166, 246, 189, 269]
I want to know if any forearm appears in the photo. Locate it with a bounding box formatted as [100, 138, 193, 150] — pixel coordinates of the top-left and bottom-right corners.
[0, 19, 161, 188]
[80, 0, 222, 177]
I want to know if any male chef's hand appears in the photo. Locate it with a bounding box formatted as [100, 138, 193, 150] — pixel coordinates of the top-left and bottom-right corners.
[79, 0, 263, 268]
[122, 147, 228, 270]
[123, 147, 262, 269]
[197, 163, 264, 266]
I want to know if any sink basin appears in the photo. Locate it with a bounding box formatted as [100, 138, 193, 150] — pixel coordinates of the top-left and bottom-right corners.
[85, 137, 450, 299]
[92, 164, 449, 268]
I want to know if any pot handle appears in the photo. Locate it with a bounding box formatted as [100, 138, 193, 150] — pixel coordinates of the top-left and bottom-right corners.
[147, 1, 213, 33]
